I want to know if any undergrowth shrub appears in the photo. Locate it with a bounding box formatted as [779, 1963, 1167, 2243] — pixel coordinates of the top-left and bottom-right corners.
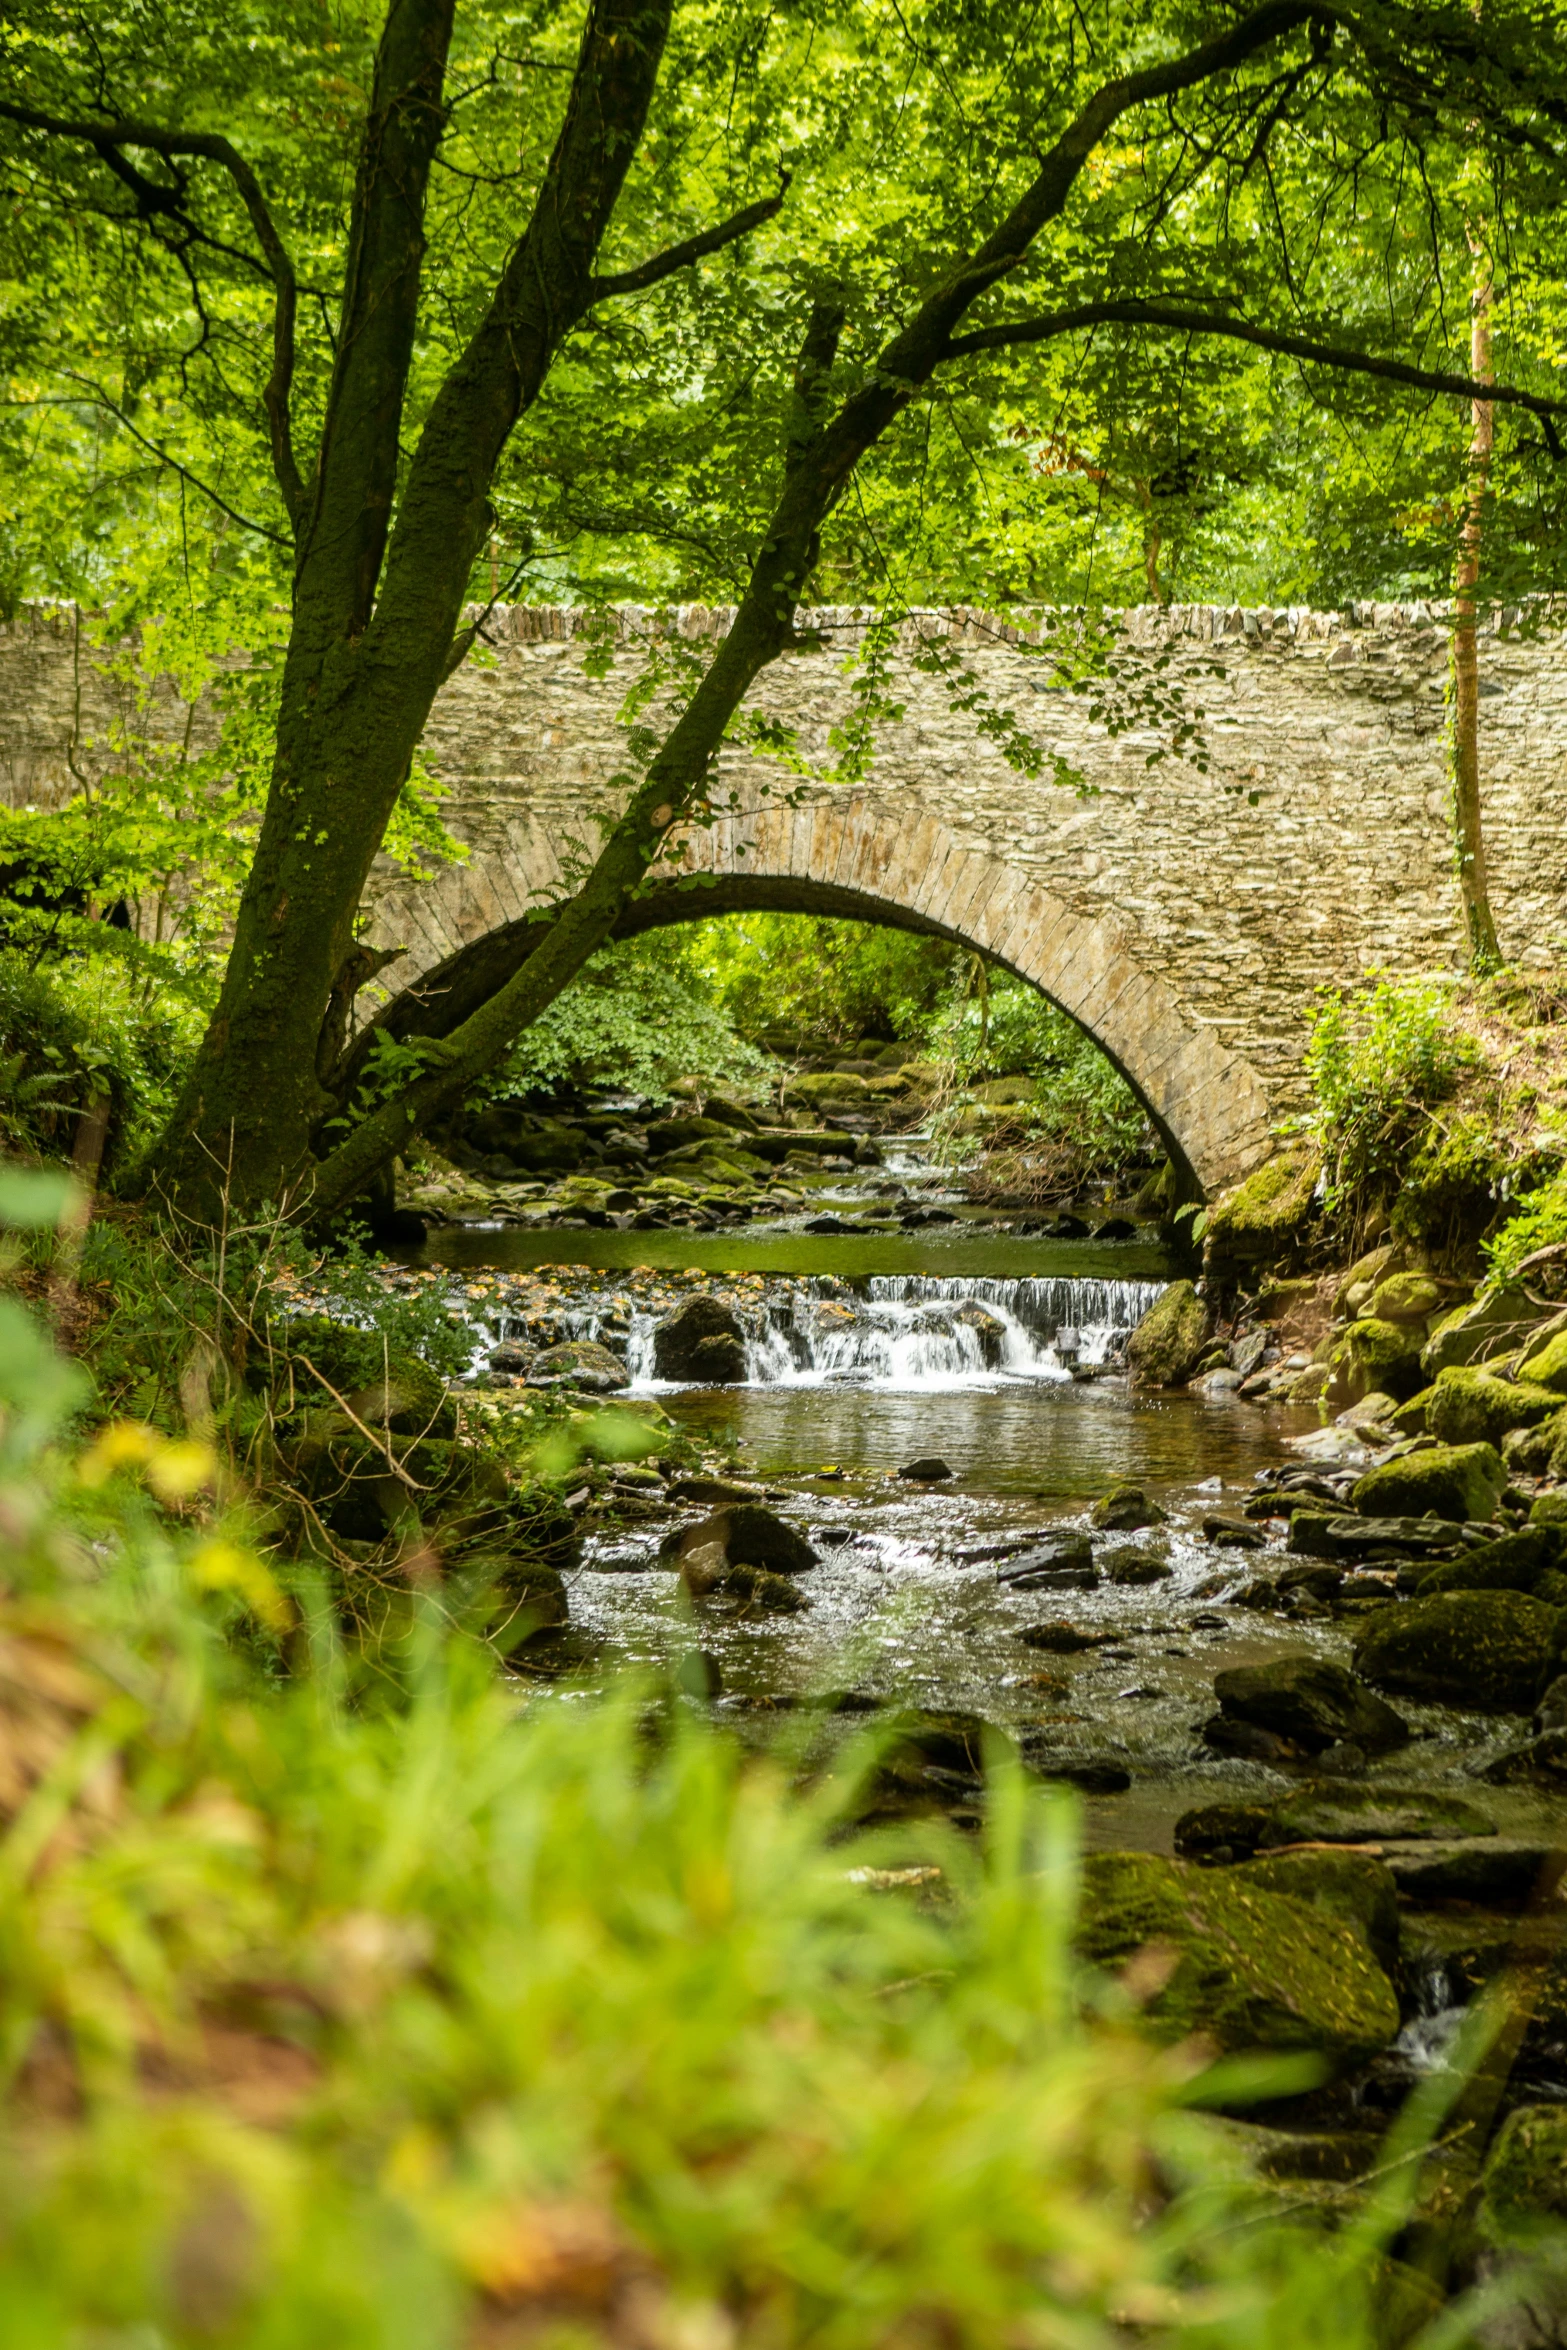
[0, 948, 203, 1173]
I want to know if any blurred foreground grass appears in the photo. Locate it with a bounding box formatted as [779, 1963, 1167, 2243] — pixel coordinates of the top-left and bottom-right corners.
[0, 1213, 1524, 2349]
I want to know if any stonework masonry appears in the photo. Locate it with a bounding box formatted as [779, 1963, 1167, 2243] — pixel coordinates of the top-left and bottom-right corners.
[3, 598, 1566, 1193]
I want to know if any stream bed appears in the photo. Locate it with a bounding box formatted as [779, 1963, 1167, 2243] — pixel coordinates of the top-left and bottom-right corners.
[403, 1177, 1567, 1861]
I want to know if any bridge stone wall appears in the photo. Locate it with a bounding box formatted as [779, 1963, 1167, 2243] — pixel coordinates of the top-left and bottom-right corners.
[4, 598, 1567, 1192]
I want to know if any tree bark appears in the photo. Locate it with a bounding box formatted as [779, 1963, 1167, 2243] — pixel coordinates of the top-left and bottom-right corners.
[145, 0, 678, 1221]
[1450, 235, 1504, 973]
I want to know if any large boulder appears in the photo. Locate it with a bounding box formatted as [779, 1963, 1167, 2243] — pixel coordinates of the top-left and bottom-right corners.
[1229, 1850, 1401, 1973]
[1353, 1590, 1561, 1711]
[1076, 1853, 1398, 2063]
[652, 1295, 749, 1384]
[1124, 1281, 1210, 1388]
[1349, 1440, 1507, 1524]
[1203, 1150, 1320, 1275]
[1209, 1655, 1409, 1754]
[1422, 1365, 1565, 1448]
[1325, 1318, 1427, 1407]
[1369, 1271, 1443, 1323]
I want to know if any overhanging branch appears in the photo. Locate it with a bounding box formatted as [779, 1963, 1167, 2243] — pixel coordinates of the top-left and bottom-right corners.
[940, 298, 1567, 452]
[588, 177, 789, 301]
[0, 101, 304, 523]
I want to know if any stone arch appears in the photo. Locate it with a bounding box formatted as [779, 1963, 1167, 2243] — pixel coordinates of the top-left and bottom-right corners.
[365, 793, 1275, 1196]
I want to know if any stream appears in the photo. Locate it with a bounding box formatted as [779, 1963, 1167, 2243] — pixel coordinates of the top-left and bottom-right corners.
[404, 1160, 1567, 1858]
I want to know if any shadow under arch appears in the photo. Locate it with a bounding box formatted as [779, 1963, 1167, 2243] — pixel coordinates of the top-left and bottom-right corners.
[362, 797, 1275, 1198]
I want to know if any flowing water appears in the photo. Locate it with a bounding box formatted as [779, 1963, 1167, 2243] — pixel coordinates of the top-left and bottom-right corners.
[409, 1171, 1564, 1853]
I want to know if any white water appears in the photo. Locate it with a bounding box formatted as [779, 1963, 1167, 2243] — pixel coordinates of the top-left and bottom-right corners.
[616, 1272, 1166, 1391]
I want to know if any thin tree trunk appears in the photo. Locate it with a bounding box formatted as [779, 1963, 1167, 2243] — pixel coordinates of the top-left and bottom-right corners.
[1450, 235, 1503, 973]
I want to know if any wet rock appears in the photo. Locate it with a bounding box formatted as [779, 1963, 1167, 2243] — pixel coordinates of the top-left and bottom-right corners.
[997, 1530, 1096, 1589]
[1476, 1730, 1567, 1785]
[1288, 1512, 1459, 1561]
[1091, 1217, 1137, 1241]
[1230, 1576, 1284, 1610]
[1173, 1803, 1275, 1860]
[1199, 1716, 1306, 1764]
[954, 1300, 1008, 1365]
[1211, 1656, 1410, 1754]
[1424, 1366, 1567, 1449]
[1076, 1852, 1399, 2062]
[1277, 1562, 1344, 1600]
[1481, 2106, 1567, 2243]
[1090, 1481, 1168, 1532]
[1258, 1784, 1497, 1845]
[1125, 1280, 1210, 1388]
[898, 1455, 953, 1482]
[1230, 1850, 1402, 1972]
[1203, 1515, 1267, 1549]
[1018, 1621, 1118, 1653]
[660, 1503, 818, 1580]
[1378, 1839, 1560, 1904]
[529, 1339, 630, 1393]
[1536, 1672, 1567, 1731]
[652, 1295, 749, 1384]
[1103, 1546, 1172, 1586]
[1350, 1440, 1508, 1524]
[1353, 1590, 1561, 1712]
[667, 1475, 765, 1506]
[487, 1341, 532, 1374]
[1028, 1756, 1133, 1794]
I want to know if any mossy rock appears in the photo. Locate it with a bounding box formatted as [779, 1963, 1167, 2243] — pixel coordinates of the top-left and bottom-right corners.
[1422, 1366, 1565, 1448]
[1421, 1285, 1553, 1377]
[1370, 1271, 1443, 1323]
[1480, 2104, 1567, 2243]
[1258, 1784, 1497, 1848]
[1210, 1655, 1408, 1753]
[1350, 1440, 1506, 1524]
[1353, 1590, 1561, 1711]
[1503, 1407, 1567, 1476]
[1125, 1281, 1210, 1387]
[1089, 1480, 1168, 1532]
[1204, 1150, 1321, 1270]
[1416, 1526, 1563, 1599]
[1230, 1850, 1401, 1973]
[1514, 1323, 1567, 1393]
[1334, 1245, 1399, 1319]
[1532, 1491, 1567, 1529]
[1077, 1853, 1398, 2063]
[1326, 1317, 1426, 1407]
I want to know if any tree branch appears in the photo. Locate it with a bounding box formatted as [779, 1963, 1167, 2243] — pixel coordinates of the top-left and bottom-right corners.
[939, 298, 1567, 449]
[587, 178, 789, 301]
[0, 101, 304, 524]
[56, 373, 293, 542]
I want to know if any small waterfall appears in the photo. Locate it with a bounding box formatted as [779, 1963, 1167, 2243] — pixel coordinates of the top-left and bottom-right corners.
[623, 1273, 1165, 1390]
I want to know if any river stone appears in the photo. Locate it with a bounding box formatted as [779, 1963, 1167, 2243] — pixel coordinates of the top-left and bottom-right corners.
[1103, 1546, 1172, 1586]
[1125, 1280, 1210, 1387]
[1200, 1715, 1304, 1763]
[1202, 1515, 1267, 1548]
[1421, 1285, 1559, 1375]
[1423, 1366, 1567, 1448]
[997, 1529, 1096, 1588]
[1415, 1525, 1563, 1599]
[528, 1339, 630, 1393]
[1370, 1272, 1444, 1324]
[898, 1455, 953, 1482]
[1230, 1849, 1402, 1972]
[954, 1301, 1008, 1365]
[1378, 1838, 1562, 1903]
[1090, 1481, 1168, 1532]
[651, 1295, 748, 1384]
[1326, 1317, 1427, 1407]
[1212, 1656, 1410, 1754]
[1350, 1440, 1507, 1524]
[1514, 1324, 1567, 1393]
[1288, 1513, 1454, 1562]
[1353, 1590, 1560, 1711]
[1076, 1853, 1399, 2063]
[1173, 1803, 1274, 1860]
[668, 1476, 765, 1506]
[1018, 1621, 1118, 1653]
[660, 1504, 818, 1577]
[1257, 1784, 1497, 1846]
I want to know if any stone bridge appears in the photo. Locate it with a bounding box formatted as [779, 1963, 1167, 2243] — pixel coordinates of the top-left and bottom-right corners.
[4, 598, 1567, 1194]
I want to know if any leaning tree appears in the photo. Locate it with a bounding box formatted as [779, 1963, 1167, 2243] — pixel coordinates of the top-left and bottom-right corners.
[5, 0, 1565, 1220]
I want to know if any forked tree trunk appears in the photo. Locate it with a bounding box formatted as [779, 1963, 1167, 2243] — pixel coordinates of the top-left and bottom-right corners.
[1450, 236, 1504, 973]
